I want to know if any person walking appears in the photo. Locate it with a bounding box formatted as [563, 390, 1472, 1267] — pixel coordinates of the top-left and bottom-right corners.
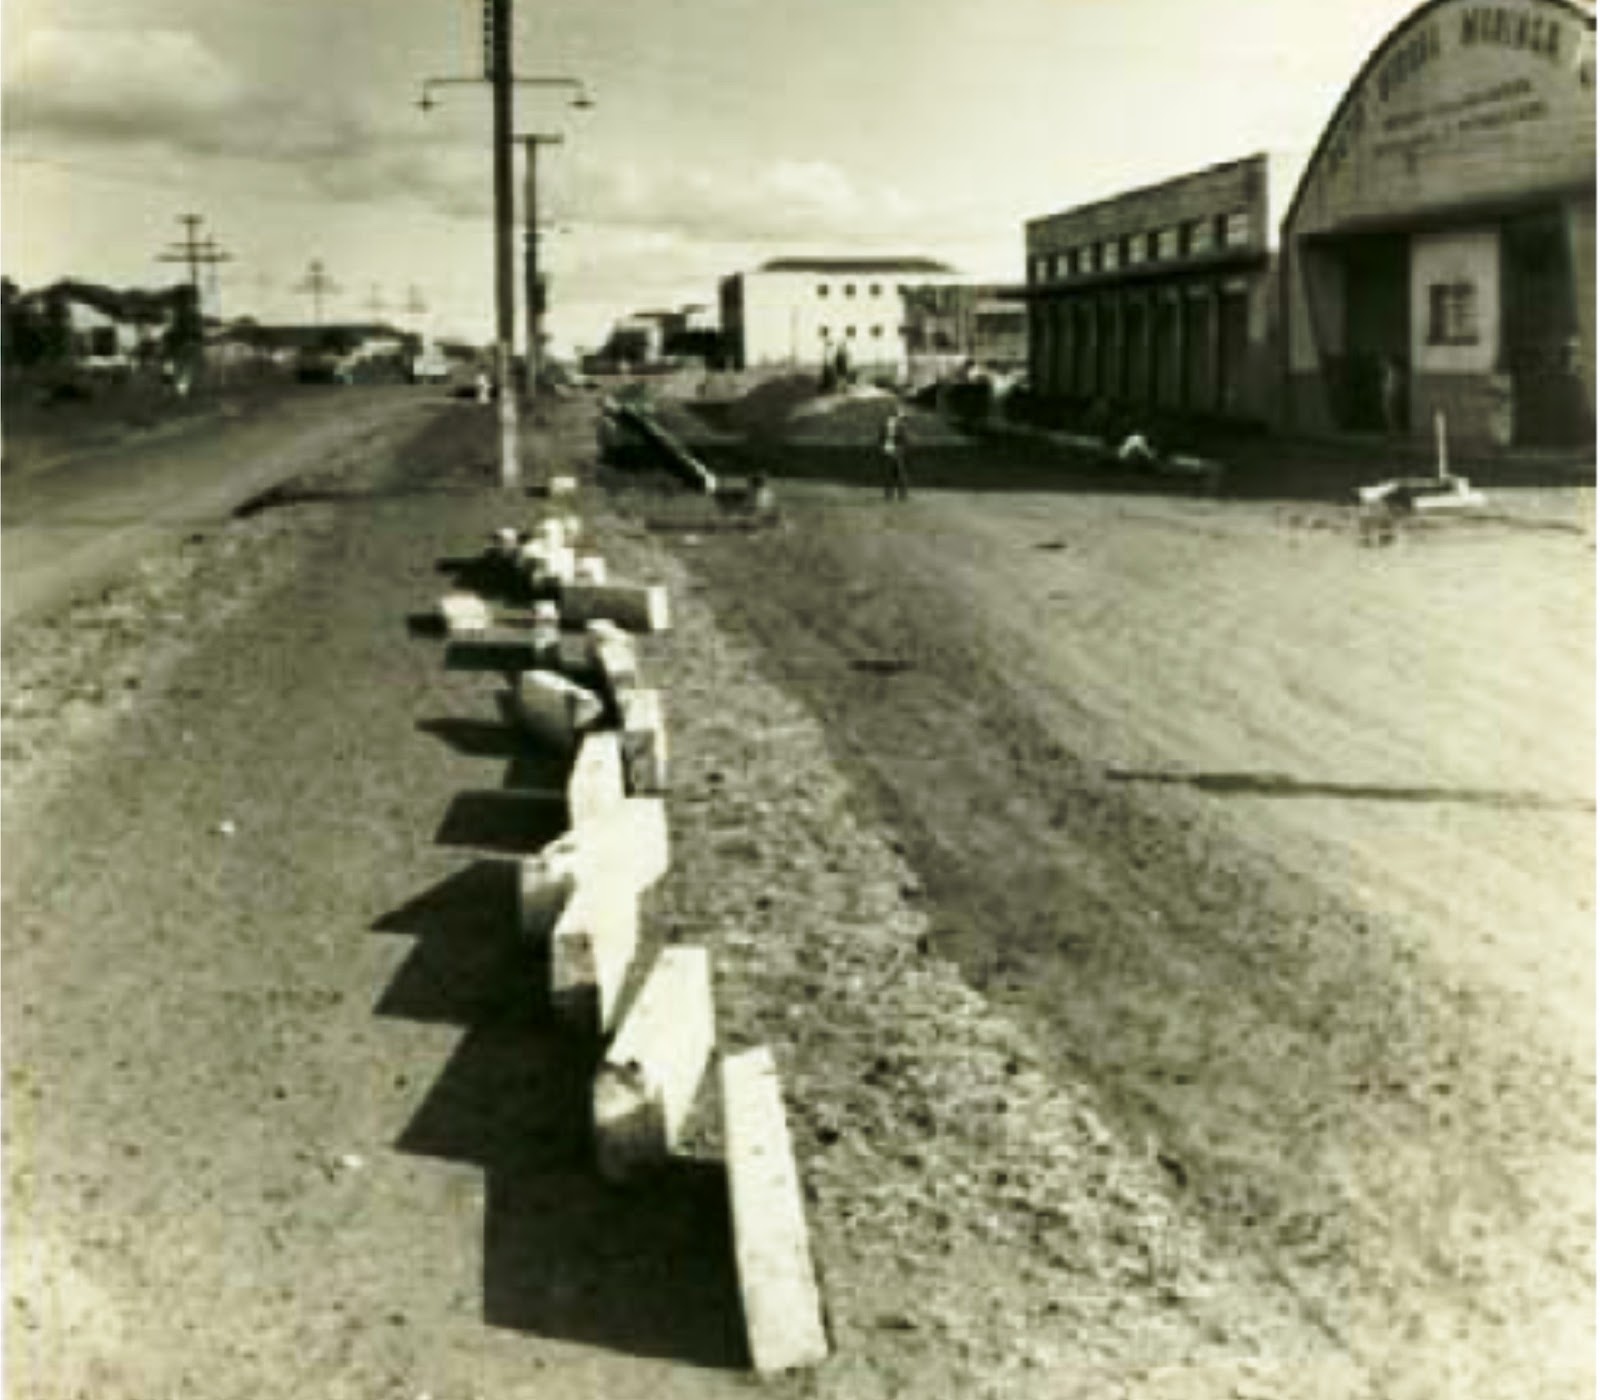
[880, 403, 911, 501]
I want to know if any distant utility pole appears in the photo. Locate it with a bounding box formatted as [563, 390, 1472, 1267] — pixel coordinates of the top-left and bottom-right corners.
[405, 285, 428, 319]
[367, 284, 387, 319]
[295, 260, 340, 327]
[518, 133, 563, 403]
[157, 213, 232, 318]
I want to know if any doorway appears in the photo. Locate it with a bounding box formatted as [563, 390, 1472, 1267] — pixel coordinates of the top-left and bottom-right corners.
[1340, 233, 1410, 431]
[1502, 211, 1589, 446]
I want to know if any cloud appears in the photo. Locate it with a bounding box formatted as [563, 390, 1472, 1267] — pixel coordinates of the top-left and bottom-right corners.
[2, 26, 458, 194]
[570, 156, 927, 245]
[4, 28, 252, 144]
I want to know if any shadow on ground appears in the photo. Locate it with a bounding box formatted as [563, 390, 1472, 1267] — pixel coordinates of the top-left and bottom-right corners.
[1105, 768, 1596, 812]
[373, 859, 746, 1369]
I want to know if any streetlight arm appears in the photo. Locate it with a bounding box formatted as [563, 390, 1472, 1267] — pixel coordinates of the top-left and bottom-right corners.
[418, 75, 593, 111]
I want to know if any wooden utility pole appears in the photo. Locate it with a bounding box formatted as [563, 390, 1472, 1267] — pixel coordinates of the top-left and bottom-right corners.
[157, 214, 232, 315]
[416, 22, 591, 485]
[519, 134, 563, 404]
[294, 260, 340, 326]
[489, 0, 520, 488]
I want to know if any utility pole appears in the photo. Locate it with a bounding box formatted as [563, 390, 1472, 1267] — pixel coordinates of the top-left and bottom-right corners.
[157, 213, 232, 318]
[416, 29, 592, 487]
[518, 134, 563, 404]
[295, 260, 340, 326]
[489, 0, 519, 488]
[367, 284, 388, 319]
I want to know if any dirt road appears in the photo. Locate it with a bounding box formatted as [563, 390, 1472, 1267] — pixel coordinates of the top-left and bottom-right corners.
[657, 417, 1594, 1399]
[1, 385, 442, 625]
[4, 387, 1591, 1399]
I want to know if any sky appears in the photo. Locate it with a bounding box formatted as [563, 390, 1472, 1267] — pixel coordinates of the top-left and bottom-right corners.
[3, 0, 1427, 355]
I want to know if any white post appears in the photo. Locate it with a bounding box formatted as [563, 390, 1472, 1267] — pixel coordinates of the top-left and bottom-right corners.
[1434, 409, 1449, 482]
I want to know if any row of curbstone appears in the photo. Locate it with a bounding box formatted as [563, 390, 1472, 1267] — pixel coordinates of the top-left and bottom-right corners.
[428, 479, 828, 1376]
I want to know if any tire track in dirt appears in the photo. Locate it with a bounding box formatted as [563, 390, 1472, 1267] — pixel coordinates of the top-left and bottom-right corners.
[660, 464, 1593, 1400]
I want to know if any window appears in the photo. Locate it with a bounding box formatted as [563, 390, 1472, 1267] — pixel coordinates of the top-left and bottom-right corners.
[1185, 217, 1214, 255]
[1102, 239, 1121, 272]
[844, 283, 857, 297]
[87, 326, 118, 357]
[1085, 244, 1102, 273]
[846, 325, 858, 338]
[818, 284, 830, 298]
[1054, 252, 1071, 278]
[1221, 210, 1251, 248]
[1125, 234, 1145, 267]
[1157, 226, 1180, 260]
[1428, 281, 1479, 345]
[870, 283, 883, 297]
[870, 325, 883, 337]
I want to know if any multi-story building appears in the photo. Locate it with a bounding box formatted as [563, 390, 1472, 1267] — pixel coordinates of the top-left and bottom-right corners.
[1022, 0, 1595, 451]
[719, 256, 958, 375]
[1022, 152, 1298, 425]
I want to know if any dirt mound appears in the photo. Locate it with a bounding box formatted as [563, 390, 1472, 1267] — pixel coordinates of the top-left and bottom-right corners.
[712, 373, 970, 449]
[719, 372, 823, 440]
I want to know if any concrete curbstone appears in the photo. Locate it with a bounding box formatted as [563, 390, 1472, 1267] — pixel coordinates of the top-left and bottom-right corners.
[439, 591, 492, 636]
[722, 1046, 830, 1374]
[507, 671, 605, 752]
[520, 540, 576, 588]
[567, 731, 626, 828]
[517, 796, 669, 942]
[618, 688, 669, 794]
[585, 620, 641, 705]
[560, 582, 671, 634]
[550, 879, 639, 1033]
[593, 946, 715, 1182]
[575, 554, 609, 584]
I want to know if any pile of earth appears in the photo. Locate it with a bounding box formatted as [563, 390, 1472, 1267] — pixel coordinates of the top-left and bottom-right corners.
[710, 371, 969, 448]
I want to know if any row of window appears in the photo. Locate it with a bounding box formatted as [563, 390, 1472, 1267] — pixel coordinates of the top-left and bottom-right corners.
[1030, 209, 1253, 284]
[816, 282, 895, 299]
[817, 324, 893, 339]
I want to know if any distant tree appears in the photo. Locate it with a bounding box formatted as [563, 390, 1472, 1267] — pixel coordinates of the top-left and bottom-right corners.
[3, 282, 70, 369]
[318, 327, 360, 355]
[162, 284, 203, 363]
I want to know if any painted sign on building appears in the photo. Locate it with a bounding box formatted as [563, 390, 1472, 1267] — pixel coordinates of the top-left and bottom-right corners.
[1292, 0, 1594, 235]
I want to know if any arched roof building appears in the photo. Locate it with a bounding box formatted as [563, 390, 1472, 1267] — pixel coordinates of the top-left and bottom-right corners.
[1280, 0, 1595, 447]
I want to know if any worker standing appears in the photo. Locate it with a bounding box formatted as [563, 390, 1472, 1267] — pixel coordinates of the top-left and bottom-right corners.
[880, 403, 911, 501]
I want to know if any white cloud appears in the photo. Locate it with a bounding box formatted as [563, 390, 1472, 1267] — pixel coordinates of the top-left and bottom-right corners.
[570, 155, 930, 245]
[4, 28, 249, 139]
[2, 26, 457, 202]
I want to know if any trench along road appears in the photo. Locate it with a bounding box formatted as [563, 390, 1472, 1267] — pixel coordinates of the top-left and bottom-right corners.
[670, 427, 1595, 1398]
